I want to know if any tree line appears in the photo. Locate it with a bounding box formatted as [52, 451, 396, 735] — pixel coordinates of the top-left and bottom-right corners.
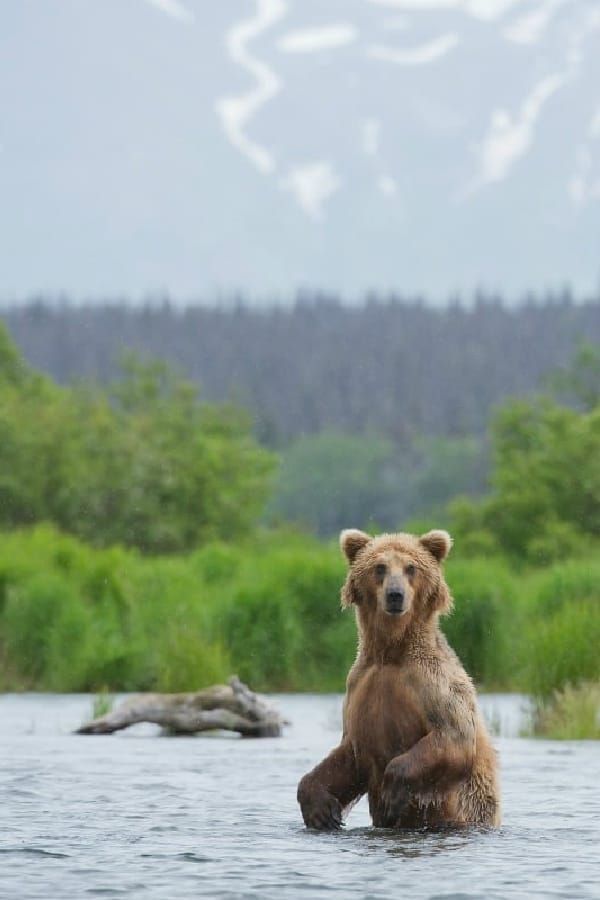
[2, 293, 599, 445]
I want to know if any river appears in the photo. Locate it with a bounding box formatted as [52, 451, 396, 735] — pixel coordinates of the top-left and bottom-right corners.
[1, 693, 598, 898]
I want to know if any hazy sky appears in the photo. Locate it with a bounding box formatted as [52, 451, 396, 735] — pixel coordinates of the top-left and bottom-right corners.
[1, 0, 599, 304]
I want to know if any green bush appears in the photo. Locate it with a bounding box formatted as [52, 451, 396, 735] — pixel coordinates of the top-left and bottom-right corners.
[521, 560, 600, 697]
[0, 325, 276, 554]
[529, 558, 600, 616]
[2, 573, 78, 682]
[449, 398, 600, 562]
[526, 603, 600, 698]
[1, 525, 599, 697]
[218, 540, 351, 691]
[443, 558, 518, 687]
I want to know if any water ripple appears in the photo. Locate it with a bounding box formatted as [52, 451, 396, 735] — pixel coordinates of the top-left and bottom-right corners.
[0, 847, 70, 859]
[0, 694, 598, 900]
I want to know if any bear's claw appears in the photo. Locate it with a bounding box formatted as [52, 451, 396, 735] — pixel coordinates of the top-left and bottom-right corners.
[301, 790, 344, 830]
[380, 770, 411, 826]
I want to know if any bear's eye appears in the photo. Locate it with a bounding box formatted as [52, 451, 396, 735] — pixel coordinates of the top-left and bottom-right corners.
[375, 563, 387, 579]
[405, 564, 416, 577]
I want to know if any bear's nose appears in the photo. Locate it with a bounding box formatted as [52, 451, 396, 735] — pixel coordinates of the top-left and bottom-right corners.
[385, 589, 405, 613]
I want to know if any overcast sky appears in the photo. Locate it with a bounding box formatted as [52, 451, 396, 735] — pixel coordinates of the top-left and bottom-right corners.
[1, 0, 599, 304]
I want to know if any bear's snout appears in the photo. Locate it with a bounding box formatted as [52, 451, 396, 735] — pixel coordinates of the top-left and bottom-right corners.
[385, 587, 405, 615]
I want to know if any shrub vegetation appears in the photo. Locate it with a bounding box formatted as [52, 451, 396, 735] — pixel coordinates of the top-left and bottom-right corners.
[0, 524, 598, 702]
[0, 326, 599, 737]
[0, 325, 275, 554]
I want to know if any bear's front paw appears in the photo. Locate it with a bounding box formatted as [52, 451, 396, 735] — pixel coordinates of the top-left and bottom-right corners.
[297, 781, 343, 830]
[380, 762, 411, 826]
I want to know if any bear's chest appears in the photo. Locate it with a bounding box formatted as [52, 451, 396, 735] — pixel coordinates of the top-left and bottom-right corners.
[344, 664, 429, 773]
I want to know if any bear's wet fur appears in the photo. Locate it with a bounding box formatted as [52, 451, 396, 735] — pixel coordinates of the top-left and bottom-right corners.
[297, 528, 500, 830]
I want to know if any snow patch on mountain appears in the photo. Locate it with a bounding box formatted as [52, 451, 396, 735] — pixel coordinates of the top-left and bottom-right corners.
[367, 32, 459, 64]
[281, 162, 341, 218]
[471, 73, 568, 188]
[367, 0, 524, 22]
[215, 0, 287, 174]
[569, 147, 592, 206]
[502, 0, 566, 45]
[277, 25, 358, 53]
[143, 0, 194, 24]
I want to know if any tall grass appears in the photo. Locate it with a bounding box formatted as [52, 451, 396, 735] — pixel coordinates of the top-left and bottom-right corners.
[0, 527, 229, 691]
[1, 525, 599, 705]
[528, 683, 600, 740]
[520, 560, 600, 697]
[443, 558, 519, 688]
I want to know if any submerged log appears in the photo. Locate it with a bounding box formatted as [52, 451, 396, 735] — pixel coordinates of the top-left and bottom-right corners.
[76, 676, 285, 737]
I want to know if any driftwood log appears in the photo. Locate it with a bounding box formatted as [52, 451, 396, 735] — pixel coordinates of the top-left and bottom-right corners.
[76, 676, 285, 737]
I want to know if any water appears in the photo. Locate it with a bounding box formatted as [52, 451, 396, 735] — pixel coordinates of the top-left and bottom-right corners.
[1, 693, 599, 899]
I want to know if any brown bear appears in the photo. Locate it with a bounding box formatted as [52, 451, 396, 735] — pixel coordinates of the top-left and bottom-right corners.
[297, 528, 500, 829]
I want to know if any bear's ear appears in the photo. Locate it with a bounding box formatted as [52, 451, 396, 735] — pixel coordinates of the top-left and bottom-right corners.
[340, 529, 370, 565]
[420, 530, 453, 563]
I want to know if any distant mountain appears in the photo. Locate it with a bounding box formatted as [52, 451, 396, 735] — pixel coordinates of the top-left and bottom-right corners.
[1, 0, 599, 301]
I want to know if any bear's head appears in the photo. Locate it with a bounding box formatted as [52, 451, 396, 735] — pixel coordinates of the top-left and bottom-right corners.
[340, 529, 453, 642]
